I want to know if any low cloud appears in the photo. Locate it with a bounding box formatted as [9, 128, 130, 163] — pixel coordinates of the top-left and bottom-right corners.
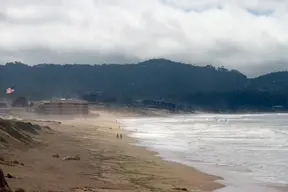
[1, 0, 288, 76]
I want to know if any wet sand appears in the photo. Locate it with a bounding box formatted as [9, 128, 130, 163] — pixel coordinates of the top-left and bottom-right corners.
[1, 110, 224, 192]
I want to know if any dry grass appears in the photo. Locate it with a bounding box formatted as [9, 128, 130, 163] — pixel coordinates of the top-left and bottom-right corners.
[0, 118, 43, 148]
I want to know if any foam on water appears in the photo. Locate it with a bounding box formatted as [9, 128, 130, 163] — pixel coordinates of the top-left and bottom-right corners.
[121, 113, 288, 192]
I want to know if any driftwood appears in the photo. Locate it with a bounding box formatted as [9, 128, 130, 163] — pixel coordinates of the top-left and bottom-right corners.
[52, 153, 60, 158]
[63, 155, 80, 161]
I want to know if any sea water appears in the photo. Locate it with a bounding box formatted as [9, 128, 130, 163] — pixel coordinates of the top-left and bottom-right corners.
[121, 113, 288, 192]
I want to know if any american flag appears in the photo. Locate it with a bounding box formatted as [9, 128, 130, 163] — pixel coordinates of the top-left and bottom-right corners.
[6, 87, 14, 94]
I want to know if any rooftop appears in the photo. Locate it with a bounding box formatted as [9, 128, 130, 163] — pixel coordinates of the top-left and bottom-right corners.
[37, 99, 88, 105]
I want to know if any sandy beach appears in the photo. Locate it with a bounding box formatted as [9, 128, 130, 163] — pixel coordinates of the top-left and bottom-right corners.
[0, 110, 224, 192]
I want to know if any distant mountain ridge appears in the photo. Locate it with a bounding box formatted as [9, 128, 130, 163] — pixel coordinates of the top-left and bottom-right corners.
[0, 59, 247, 98]
[0, 59, 287, 111]
[247, 71, 288, 93]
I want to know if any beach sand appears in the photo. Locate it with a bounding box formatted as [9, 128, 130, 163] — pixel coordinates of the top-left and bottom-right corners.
[1, 110, 224, 192]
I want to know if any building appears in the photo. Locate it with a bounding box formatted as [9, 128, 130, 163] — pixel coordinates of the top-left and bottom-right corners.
[142, 99, 176, 111]
[0, 100, 10, 114]
[35, 99, 89, 115]
[272, 105, 285, 111]
[0, 100, 9, 108]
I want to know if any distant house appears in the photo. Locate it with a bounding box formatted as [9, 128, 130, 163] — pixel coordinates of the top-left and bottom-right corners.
[0, 102, 8, 108]
[35, 99, 89, 115]
[272, 105, 285, 111]
[0, 100, 10, 114]
[142, 99, 176, 111]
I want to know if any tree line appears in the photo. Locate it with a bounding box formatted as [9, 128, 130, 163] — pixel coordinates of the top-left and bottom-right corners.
[0, 59, 288, 112]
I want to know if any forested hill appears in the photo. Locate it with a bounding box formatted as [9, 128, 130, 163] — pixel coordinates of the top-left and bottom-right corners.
[0, 59, 288, 111]
[246, 71, 288, 93]
[0, 59, 248, 99]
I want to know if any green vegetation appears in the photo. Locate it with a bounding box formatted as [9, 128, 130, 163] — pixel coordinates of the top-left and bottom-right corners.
[0, 118, 41, 146]
[1, 59, 288, 112]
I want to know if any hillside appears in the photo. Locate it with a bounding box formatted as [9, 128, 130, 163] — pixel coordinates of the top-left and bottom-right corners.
[248, 71, 288, 93]
[0, 59, 247, 99]
[0, 59, 288, 111]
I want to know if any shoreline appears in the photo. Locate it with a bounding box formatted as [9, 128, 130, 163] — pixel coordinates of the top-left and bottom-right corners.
[119, 113, 288, 192]
[1, 110, 224, 192]
[64, 111, 225, 191]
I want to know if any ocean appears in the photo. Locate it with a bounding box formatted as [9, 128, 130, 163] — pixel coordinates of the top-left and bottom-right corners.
[121, 113, 288, 192]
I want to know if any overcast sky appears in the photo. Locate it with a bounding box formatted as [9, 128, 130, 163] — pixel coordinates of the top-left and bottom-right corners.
[1, 0, 288, 77]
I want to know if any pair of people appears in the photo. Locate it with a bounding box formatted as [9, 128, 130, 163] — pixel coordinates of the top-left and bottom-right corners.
[116, 133, 122, 140]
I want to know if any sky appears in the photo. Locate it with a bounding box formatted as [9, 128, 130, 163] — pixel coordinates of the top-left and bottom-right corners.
[1, 0, 288, 77]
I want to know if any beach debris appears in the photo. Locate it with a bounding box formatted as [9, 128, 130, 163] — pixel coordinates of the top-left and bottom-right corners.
[47, 190, 64, 192]
[72, 186, 98, 192]
[12, 160, 19, 165]
[172, 187, 188, 191]
[14, 188, 25, 192]
[63, 155, 80, 161]
[52, 153, 60, 158]
[6, 174, 14, 179]
[10, 160, 24, 166]
[0, 168, 12, 192]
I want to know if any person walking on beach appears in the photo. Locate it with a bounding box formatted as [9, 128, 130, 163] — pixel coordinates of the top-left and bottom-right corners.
[0, 168, 11, 192]
[116, 133, 119, 139]
[120, 134, 122, 140]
